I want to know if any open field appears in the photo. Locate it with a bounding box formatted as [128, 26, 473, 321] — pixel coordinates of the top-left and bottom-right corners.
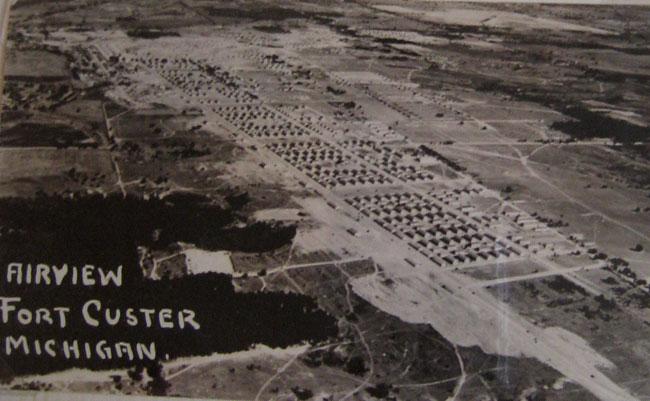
[5, 49, 69, 79]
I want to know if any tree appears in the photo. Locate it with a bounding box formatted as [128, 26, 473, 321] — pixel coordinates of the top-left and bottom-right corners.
[145, 362, 170, 396]
[631, 243, 644, 252]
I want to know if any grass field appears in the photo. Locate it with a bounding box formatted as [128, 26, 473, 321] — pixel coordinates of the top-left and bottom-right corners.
[5, 49, 69, 79]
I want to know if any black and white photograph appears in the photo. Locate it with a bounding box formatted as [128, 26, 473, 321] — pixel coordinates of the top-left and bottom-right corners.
[0, 0, 649, 400]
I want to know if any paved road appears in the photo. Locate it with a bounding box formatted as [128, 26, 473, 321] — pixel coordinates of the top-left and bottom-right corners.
[231, 257, 370, 278]
[469, 260, 607, 289]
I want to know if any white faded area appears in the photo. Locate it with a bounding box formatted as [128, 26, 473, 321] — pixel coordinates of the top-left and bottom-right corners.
[351, 273, 628, 400]
[184, 248, 234, 275]
[351, 273, 614, 368]
[164, 343, 309, 373]
[351, 273, 521, 355]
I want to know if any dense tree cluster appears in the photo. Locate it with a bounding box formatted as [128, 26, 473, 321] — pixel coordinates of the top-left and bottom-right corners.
[0, 194, 335, 376]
